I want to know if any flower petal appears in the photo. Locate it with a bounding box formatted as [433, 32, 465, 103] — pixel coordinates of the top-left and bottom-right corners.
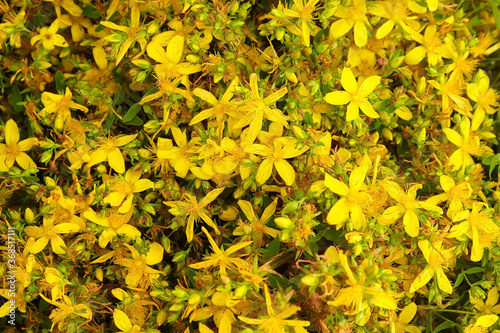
[341, 67, 358, 93]
[324, 91, 351, 105]
[327, 198, 349, 225]
[274, 159, 296, 186]
[5, 120, 20, 145]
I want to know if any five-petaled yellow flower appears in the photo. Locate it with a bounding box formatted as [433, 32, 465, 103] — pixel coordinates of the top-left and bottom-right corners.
[40, 87, 89, 129]
[443, 117, 483, 170]
[25, 217, 81, 255]
[30, 19, 68, 50]
[324, 165, 372, 231]
[328, 250, 397, 317]
[164, 187, 225, 242]
[190, 227, 252, 276]
[448, 202, 500, 262]
[103, 168, 154, 213]
[0, 119, 37, 172]
[410, 240, 454, 294]
[380, 181, 442, 237]
[233, 73, 290, 143]
[39, 292, 92, 332]
[425, 175, 472, 218]
[245, 137, 308, 186]
[119, 243, 164, 288]
[84, 208, 141, 247]
[324, 67, 381, 121]
[329, 0, 370, 47]
[238, 284, 310, 333]
[87, 134, 137, 174]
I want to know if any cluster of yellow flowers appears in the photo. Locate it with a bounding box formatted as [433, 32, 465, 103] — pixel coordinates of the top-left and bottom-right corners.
[1, 0, 500, 332]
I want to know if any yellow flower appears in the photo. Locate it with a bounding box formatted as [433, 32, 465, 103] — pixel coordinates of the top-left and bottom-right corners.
[380, 181, 442, 237]
[119, 243, 164, 288]
[0, 9, 26, 48]
[84, 208, 141, 247]
[405, 25, 445, 66]
[234, 199, 279, 248]
[40, 87, 89, 129]
[164, 187, 225, 242]
[220, 136, 254, 180]
[245, 137, 309, 186]
[443, 117, 484, 170]
[383, 302, 420, 333]
[0, 119, 37, 172]
[324, 67, 381, 121]
[30, 19, 68, 50]
[59, 13, 93, 42]
[428, 73, 472, 116]
[282, 0, 321, 47]
[87, 134, 137, 174]
[157, 126, 199, 178]
[467, 70, 499, 127]
[190, 77, 240, 137]
[43, 267, 66, 301]
[39, 293, 92, 332]
[369, 1, 419, 39]
[112, 288, 159, 327]
[471, 286, 500, 315]
[464, 315, 499, 333]
[190, 227, 252, 276]
[232, 73, 289, 143]
[329, 0, 370, 47]
[192, 291, 248, 332]
[448, 202, 499, 262]
[324, 165, 372, 230]
[146, 35, 201, 80]
[409, 240, 454, 294]
[24, 216, 81, 255]
[100, 5, 146, 65]
[138, 75, 193, 105]
[44, 0, 83, 17]
[328, 251, 397, 318]
[103, 168, 154, 213]
[238, 284, 310, 333]
[425, 175, 472, 218]
[113, 308, 146, 333]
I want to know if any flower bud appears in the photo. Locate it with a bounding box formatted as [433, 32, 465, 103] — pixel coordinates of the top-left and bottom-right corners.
[25, 208, 35, 223]
[275, 217, 293, 229]
[301, 274, 319, 286]
[157, 310, 167, 326]
[45, 176, 57, 190]
[95, 267, 103, 282]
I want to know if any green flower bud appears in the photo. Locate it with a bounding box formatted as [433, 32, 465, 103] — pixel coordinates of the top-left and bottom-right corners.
[301, 274, 319, 286]
[45, 176, 57, 190]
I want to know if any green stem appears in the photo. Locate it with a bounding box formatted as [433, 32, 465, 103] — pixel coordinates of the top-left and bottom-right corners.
[430, 308, 478, 316]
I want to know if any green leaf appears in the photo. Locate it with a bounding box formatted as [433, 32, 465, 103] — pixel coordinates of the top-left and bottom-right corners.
[55, 71, 66, 93]
[11, 85, 23, 112]
[433, 320, 456, 333]
[123, 103, 142, 123]
[453, 272, 464, 288]
[268, 273, 288, 289]
[82, 5, 101, 19]
[263, 237, 280, 261]
[492, 0, 500, 29]
[464, 267, 484, 275]
[482, 153, 500, 177]
[123, 116, 144, 126]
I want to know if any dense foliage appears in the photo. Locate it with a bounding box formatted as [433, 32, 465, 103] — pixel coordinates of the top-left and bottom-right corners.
[1, 0, 500, 332]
